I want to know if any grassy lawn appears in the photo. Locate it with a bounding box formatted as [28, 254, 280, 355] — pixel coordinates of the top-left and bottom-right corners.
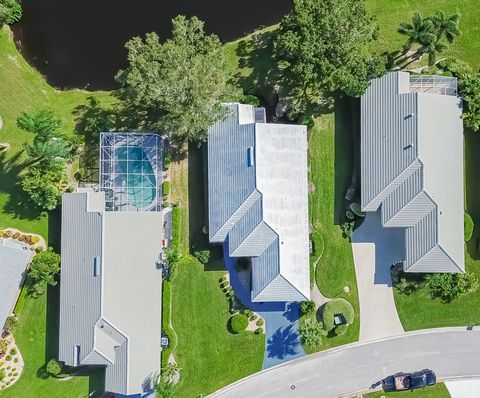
[171, 256, 264, 398]
[363, 383, 451, 398]
[394, 128, 480, 330]
[0, 26, 112, 239]
[307, 101, 360, 352]
[367, 0, 480, 68]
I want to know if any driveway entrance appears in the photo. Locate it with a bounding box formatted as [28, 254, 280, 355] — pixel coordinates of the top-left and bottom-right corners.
[352, 211, 405, 341]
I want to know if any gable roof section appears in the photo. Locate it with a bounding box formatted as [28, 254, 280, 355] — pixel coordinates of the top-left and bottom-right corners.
[361, 72, 464, 273]
[208, 103, 309, 302]
[0, 239, 32, 329]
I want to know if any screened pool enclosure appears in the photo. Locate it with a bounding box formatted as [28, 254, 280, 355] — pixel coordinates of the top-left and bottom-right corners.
[99, 133, 163, 212]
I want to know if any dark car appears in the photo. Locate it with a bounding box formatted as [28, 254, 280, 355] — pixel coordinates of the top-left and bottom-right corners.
[382, 369, 436, 392]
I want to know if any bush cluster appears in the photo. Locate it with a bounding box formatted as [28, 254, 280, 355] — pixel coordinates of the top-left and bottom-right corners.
[193, 250, 210, 265]
[301, 300, 316, 316]
[426, 272, 479, 303]
[465, 212, 474, 242]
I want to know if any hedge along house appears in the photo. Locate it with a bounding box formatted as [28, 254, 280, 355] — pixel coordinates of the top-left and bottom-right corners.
[59, 133, 165, 396]
[207, 103, 310, 302]
[361, 72, 464, 273]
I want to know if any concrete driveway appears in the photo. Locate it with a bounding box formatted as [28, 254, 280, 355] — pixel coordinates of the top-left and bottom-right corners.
[352, 212, 404, 341]
[208, 327, 480, 398]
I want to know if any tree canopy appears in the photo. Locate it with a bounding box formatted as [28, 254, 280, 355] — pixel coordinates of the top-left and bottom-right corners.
[0, 0, 21, 26]
[459, 72, 480, 132]
[22, 162, 68, 211]
[274, 0, 385, 109]
[28, 248, 61, 296]
[116, 15, 234, 142]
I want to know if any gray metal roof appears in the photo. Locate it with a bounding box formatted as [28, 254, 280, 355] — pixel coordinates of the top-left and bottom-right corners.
[59, 191, 163, 395]
[208, 103, 310, 302]
[361, 71, 464, 273]
[0, 239, 32, 329]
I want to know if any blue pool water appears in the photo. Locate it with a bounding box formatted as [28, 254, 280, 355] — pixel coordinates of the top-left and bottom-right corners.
[117, 146, 157, 209]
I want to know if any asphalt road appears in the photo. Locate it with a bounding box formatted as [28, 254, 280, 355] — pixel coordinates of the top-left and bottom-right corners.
[208, 327, 480, 398]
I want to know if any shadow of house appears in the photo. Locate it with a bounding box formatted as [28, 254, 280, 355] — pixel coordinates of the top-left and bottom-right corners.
[351, 212, 405, 286]
[333, 97, 358, 226]
[465, 129, 480, 260]
[266, 324, 301, 360]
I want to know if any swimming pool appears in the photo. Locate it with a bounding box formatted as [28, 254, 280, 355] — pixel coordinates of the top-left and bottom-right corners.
[99, 133, 162, 212]
[116, 146, 157, 209]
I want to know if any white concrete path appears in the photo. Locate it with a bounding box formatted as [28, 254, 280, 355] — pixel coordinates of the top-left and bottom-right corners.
[445, 380, 480, 398]
[352, 212, 404, 341]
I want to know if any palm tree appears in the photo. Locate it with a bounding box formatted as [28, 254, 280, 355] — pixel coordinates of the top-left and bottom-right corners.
[423, 38, 448, 66]
[26, 137, 72, 164]
[398, 12, 435, 51]
[430, 11, 462, 43]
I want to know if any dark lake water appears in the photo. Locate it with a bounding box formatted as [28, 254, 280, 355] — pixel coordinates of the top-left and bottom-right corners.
[13, 0, 292, 91]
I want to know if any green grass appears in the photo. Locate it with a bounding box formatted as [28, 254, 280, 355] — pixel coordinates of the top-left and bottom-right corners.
[394, 128, 480, 330]
[307, 101, 360, 352]
[0, 287, 103, 398]
[171, 256, 264, 398]
[367, 0, 480, 69]
[0, 26, 112, 239]
[363, 383, 451, 398]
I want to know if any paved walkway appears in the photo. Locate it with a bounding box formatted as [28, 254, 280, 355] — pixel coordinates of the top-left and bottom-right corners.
[352, 212, 405, 341]
[223, 243, 305, 369]
[445, 380, 480, 398]
[208, 327, 480, 398]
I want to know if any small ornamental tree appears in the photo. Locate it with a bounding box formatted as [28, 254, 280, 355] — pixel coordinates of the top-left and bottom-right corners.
[426, 272, 479, 303]
[29, 248, 61, 295]
[300, 300, 316, 316]
[46, 359, 63, 376]
[230, 314, 249, 333]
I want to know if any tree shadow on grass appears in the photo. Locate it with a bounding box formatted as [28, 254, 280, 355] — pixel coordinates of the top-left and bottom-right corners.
[266, 324, 301, 360]
[333, 96, 358, 225]
[234, 31, 278, 105]
[0, 150, 44, 222]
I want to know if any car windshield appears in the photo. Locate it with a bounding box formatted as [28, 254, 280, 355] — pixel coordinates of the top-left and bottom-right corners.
[410, 374, 427, 388]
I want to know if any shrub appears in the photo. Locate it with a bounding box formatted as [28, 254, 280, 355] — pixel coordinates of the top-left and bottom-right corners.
[13, 358, 17, 363]
[301, 300, 316, 316]
[254, 327, 264, 335]
[322, 299, 355, 332]
[465, 212, 474, 242]
[344, 187, 355, 201]
[244, 309, 252, 317]
[256, 319, 264, 327]
[219, 276, 227, 283]
[9, 348, 16, 355]
[335, 324, 348, 336]
[230, 314, 249, 333]
[250, 314, 257, 321]
[395, 276, 424, 295]
[163, 181, 170, 200]
[5, 355, 11, 361]
[0, 339, 8, 354]
[31, 235, 40, 244]
[193, 250, 210, 265]
[4, 315, 18, 335]
[46, 358, 63, 376]
[341, 222, 354, 239]
[220, 282, 229, 289]
[0, 369, 4, 381]
[426, 272, 479, 303]
[298, 318, 327, 348]
[310, 231, 324, 259]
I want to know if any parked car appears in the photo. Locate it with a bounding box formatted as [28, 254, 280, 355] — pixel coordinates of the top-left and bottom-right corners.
[382, 369, 436, 392]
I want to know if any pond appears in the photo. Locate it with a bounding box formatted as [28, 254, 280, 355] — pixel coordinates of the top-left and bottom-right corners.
[12, 0, 292, 90]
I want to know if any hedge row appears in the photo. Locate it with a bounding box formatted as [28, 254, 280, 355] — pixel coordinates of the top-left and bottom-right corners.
[171, 207, 182, 254]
